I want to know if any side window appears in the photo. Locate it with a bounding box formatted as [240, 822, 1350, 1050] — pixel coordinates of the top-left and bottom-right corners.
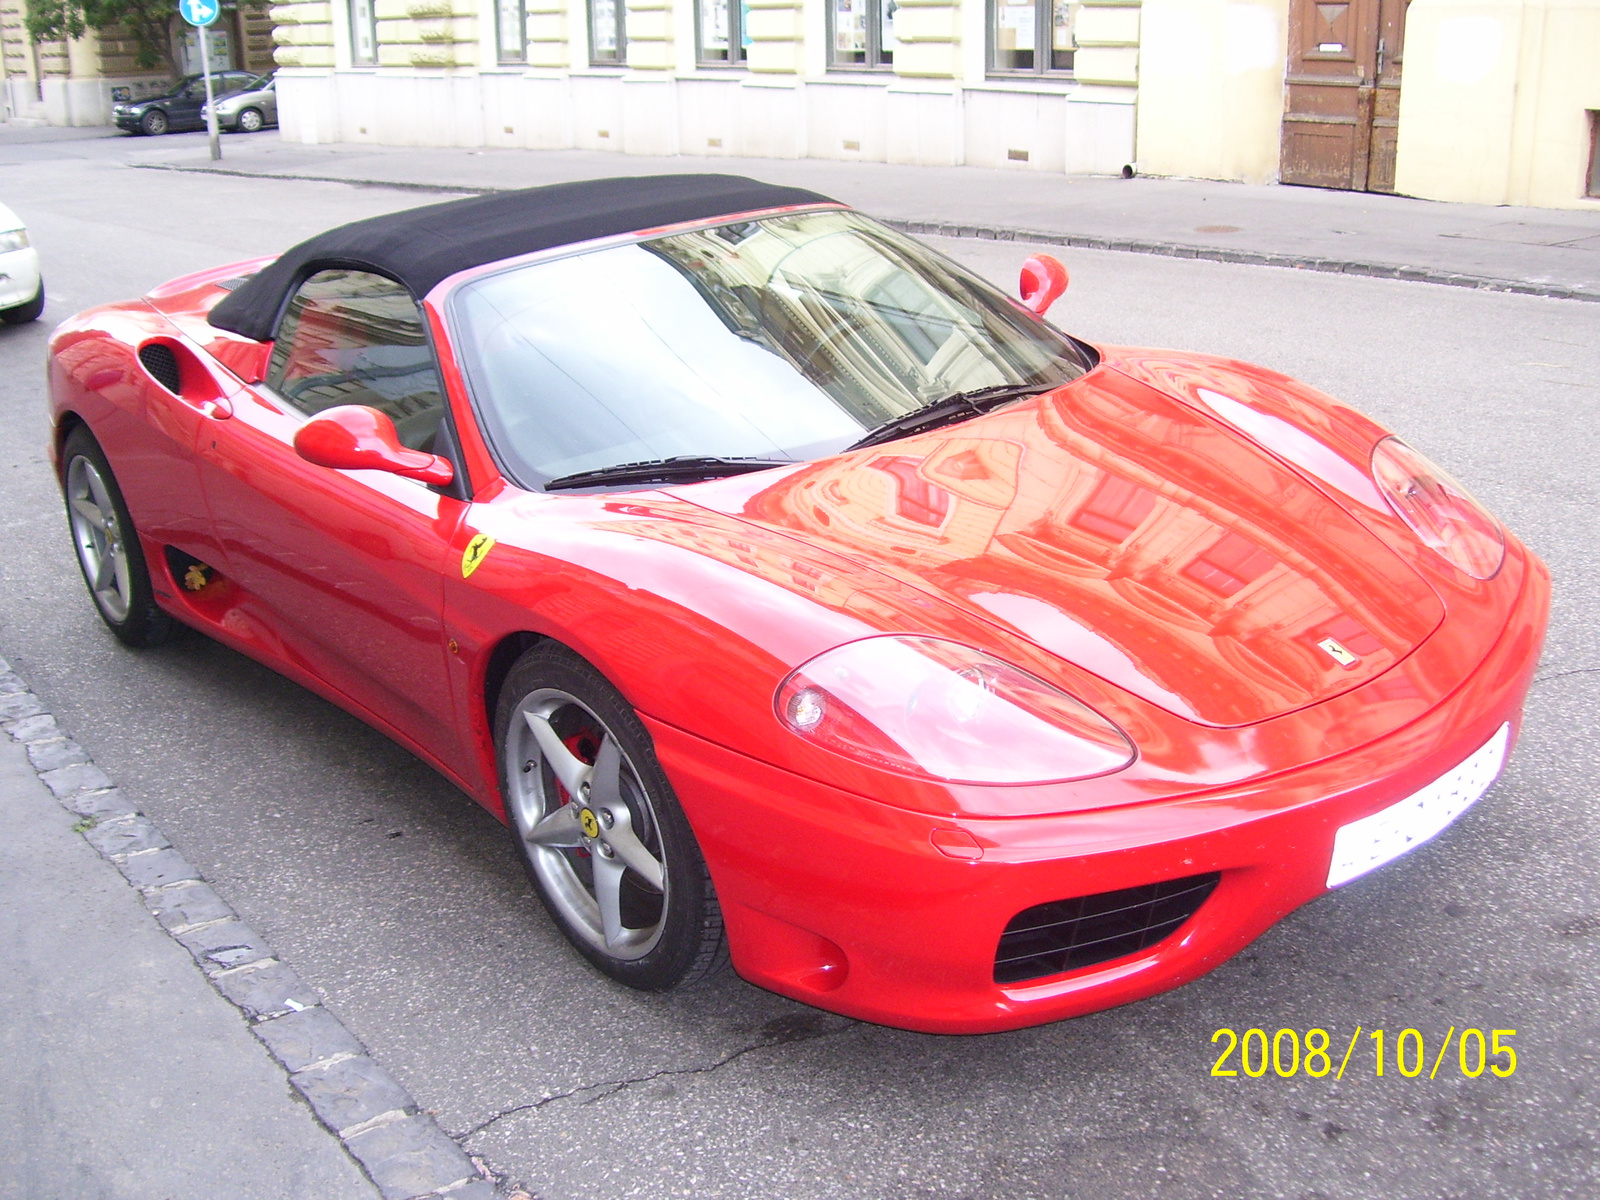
[266, 269, 448, 454]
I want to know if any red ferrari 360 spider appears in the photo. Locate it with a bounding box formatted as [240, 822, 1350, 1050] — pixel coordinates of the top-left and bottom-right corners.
[48, 175, 1548, 1032]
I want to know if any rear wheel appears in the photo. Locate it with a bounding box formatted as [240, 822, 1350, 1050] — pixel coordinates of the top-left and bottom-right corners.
[236, 108, 264, 133]
[62, 426, 177, 647]
[496, 643, 726, 991]
[0, 281, 42, 324]
[140, 109, 168, 136]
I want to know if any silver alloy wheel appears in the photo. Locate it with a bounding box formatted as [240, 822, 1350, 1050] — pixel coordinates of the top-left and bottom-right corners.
[506, 687, 669, 960]
[237, 108, 263, 133]
[66, 455, 132, 623]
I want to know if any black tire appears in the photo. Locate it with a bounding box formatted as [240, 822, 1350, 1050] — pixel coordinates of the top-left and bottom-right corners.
[61, 425, 178, 648]
[496, 642, 727, 991]
[140, 109, 168, 136]
[0, 281, 42, 325]
[236, 107, 264, 133]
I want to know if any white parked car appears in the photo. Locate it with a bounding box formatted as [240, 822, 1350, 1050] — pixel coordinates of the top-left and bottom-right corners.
[0, 202, 43, 324]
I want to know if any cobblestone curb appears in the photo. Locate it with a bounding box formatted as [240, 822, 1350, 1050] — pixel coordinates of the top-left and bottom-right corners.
[129, 161, 1600, 304]
[0, 659, 504, 1200]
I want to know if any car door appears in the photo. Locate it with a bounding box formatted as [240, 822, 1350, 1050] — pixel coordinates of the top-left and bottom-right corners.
[166, 79, 207, 129]
[196, 268, 470, 771]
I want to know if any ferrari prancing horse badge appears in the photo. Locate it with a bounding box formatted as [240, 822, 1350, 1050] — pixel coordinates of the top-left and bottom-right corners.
[461, 533, 496, 579]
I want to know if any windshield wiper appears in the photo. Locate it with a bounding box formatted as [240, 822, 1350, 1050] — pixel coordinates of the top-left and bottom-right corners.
[543, 455, 793, 492]
[846, 383, 1056, 451]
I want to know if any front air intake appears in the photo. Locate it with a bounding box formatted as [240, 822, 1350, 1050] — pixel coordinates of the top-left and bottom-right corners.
[138, 343, 181, 394]
[995, 872, 1221, 985]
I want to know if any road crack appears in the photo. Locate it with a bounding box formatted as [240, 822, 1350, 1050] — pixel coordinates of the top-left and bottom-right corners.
[449, 1019, 852, 1141]
[1531, 666, 1600, 686]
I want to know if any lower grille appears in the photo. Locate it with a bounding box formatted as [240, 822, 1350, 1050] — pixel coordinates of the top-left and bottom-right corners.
[994, 872, 1221, 985]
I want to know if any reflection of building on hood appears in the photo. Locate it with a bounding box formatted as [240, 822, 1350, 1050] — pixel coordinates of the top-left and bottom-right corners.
[734, 383, 1434, 729]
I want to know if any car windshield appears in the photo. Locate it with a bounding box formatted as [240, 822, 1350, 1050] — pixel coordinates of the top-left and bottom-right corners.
[450, 209, 1092, 490]
[245, 74, 273, 90]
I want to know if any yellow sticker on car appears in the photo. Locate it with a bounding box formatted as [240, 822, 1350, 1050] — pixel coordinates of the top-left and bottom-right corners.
[461, 533, 496, 579]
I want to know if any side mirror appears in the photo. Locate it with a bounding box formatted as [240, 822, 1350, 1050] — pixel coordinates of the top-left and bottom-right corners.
[293, 405, 454, 487]
[1019, 254, 1069, 316]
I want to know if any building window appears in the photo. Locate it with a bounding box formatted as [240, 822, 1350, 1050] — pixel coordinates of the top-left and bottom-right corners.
[1588, 112, 1600, 199]
[349, 0, 378, 65]
[989, 0, 1075, 76]
[830, 0, 897, 70]
[589, 0, 626, 65]
[497, 0, 527, 62]
[697, 0, 748, 66]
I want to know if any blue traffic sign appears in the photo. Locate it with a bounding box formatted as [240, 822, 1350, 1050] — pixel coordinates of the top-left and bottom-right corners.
[178, 0, 219, 26]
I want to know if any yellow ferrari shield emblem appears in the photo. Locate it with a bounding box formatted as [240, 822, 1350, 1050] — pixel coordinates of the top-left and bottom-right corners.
[579, 808, 600, 839]
[461, 533, 496, 579]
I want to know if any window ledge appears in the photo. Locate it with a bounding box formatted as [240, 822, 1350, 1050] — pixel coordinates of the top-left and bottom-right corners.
[970, 76, 1078, 92]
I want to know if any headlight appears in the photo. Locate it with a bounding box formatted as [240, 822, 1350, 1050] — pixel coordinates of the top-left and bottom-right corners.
[774, 636, 1137, 785]
[0, 229, 28, 253]
[1371, 436, 1504, 580]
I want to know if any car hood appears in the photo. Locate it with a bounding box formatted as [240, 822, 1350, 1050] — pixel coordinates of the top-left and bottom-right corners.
[683, 357, 1444, 728]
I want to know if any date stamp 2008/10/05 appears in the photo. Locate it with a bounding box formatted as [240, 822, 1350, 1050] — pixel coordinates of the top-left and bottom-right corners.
[1210, 1027, 1517, 1081]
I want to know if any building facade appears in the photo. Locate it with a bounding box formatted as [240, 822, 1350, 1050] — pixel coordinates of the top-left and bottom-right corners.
[1136, 0, 1600, 210]
[269, 0, 1143, 173]
[0, 0, 277, 126]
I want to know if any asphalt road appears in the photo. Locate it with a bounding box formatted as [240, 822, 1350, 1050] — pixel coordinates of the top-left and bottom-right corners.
[2, 130, 1597, 1200]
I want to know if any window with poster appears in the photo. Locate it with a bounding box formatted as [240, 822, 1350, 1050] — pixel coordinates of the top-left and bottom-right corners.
[497, 0, 527, 62]
[697, 0, 748, 66]
[829, 0, 898, 71]
[588, 0, 626, 65]
[348, 0, 378, 65]
[988, 0, 1076, 77]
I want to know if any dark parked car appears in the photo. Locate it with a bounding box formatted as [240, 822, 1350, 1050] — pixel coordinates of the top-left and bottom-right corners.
[113, 72, 258, 136]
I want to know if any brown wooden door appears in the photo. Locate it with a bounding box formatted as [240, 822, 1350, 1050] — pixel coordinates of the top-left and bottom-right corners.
[1281, 0, 1410, 192]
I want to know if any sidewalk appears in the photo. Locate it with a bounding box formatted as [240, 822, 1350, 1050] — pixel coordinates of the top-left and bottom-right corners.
[0, 730, 381, 1199]
[137, 137, 1600, 300]
[0, 662, 499, 1200]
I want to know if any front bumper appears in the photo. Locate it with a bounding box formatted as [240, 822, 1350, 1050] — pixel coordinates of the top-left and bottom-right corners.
[0, 246, 41, 309]
[649, 548, 1550, 1033]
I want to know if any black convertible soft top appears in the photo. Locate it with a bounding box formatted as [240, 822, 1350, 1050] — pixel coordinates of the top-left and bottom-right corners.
[208, 173, 835, 342]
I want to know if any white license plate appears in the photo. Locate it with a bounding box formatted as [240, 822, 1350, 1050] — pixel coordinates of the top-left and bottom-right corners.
[1327, 723, 1510, 888]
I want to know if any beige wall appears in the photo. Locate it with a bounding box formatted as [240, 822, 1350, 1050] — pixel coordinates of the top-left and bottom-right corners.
[276, 0, 1142, 172]
[1396, 0, 1600, 208]
[1134, 0, 1289, 184]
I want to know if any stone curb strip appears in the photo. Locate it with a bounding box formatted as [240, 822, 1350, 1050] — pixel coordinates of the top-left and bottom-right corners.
[0, 664, 505, 1200]
[129, 161, 1600, 305]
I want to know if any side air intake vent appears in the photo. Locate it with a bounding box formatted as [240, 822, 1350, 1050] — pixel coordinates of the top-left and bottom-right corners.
[138, 343, 181, 394]
[995, 872, 1221, 985]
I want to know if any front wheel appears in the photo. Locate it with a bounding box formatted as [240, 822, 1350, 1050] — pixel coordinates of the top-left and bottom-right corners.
[496, 643, 726, 991]
[140, 110, 168, 136]
[236, 108, 264, 133]
[62, 426, 177, 647]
